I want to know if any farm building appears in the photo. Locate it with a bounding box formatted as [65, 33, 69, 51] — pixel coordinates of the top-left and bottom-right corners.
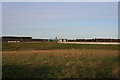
[2, 36, 32, 42]
[2, 36, 49, 42]
[1, 36, 120, 43]
[68, 38, 120, 42]
[58, 39, 68, 42]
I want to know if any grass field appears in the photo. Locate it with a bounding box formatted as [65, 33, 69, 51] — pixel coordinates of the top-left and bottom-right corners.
[2, 42, 119, 78]
[2, 42, 118, 51]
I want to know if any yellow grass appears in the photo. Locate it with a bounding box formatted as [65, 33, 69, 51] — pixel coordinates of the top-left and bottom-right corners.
[2, 49, 118, 78]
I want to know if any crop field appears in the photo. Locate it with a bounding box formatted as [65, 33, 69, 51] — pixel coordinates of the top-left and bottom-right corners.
[2, 42, 119, 78]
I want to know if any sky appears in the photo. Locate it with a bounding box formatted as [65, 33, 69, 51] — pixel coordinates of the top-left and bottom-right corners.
[2, 2, 118, 39]
[2, 0, 120, 2]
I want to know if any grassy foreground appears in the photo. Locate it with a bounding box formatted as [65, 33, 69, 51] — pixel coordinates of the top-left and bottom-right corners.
[2, 42, 119, 78]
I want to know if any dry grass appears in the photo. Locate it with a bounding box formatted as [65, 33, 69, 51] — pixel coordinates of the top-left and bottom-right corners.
[2, 49, 118, 78]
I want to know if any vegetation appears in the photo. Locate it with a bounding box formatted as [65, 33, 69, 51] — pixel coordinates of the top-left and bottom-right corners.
[2, 42, 119, 78]
[2, 42, 118, 51]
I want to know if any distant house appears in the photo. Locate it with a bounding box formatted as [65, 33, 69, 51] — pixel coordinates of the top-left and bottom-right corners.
[58, 39, 67, 42]
[63, 39, 67, 42]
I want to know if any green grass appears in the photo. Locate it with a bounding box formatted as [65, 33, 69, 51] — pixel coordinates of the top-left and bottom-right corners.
[2, 42, 119, 78]
[2, 42, 118, 51]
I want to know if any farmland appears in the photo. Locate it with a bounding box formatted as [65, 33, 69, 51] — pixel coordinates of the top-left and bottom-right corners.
[2, 42, 119, 78]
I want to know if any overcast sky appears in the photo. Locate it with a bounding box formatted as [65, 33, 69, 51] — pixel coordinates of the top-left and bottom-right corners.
[2, 2, 118, 39]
